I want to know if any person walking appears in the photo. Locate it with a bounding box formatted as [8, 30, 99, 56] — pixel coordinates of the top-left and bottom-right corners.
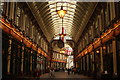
[73, 67, 77, 75]
[67, 68, 71, 75]
[49, 68, 55, 78]
[77, 67, 80, 75]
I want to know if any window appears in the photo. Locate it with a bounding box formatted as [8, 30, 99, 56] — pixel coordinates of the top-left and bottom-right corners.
[6, 2, 10, 18]
[46, 45, 48, 53]
[97, 16, 101, 36]
[101, 9, 105, 32]
[40, 38, 43, 48]
[16, 7, 20, 26]
[34, 30, 37, 43]
[88, 26, 92, 42]
[104, 3, 110, 28]
[91, 24, 94, 39]
[25, 17, 30, 37]
[38, 35, 41, 47]
[36, 32, 39, 44]
[85, 32, 88, 45]
[44, 42, 46, 51]
[83, 38, 85, 48]
[13, 3, 17, 21]
[29, 22, 33, 38]
[0, 1, 4, 17]
[27, 21, 30, 37]
[94, 19, 99, 38]
[80, 43, 82, 51]
[78, 43, 81, 52]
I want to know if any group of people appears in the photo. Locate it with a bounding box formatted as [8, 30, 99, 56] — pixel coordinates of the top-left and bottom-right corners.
[67, 67, 80, 75]
[33, 67, 81, 78]
[33, 67, 55, 78]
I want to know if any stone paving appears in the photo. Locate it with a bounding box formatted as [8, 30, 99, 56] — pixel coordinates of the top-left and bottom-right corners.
[39, 71, 93, 79]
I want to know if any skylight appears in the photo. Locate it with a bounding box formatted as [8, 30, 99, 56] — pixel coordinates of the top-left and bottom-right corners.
[48, 1, 76, 37]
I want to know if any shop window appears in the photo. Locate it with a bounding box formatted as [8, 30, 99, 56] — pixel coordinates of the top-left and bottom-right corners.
[2, 34, 9, 76]
[10, 39, 22, 75]
[23, 47, 31, 74]
[32, 51, 37, 72]
[17, 45, 22, 74]
[11, 41, 17, 74]
[85, 55, 87, 71]
[95, 49, 101, 73]
[106, 41, 113, 54]
[103, 41, 113, 75]
[89, 53, 93, 72]
[117, 35, 120, 77]
[117, 36, 120, 50]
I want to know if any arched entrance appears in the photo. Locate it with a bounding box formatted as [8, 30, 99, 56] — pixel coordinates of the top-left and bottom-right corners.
[63, 44, 74, 69]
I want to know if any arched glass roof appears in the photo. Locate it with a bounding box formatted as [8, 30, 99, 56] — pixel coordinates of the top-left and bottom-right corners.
[30, 2, 97, 42]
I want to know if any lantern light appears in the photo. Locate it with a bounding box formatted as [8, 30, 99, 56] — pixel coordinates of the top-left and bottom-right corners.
[103, 46, 106, 50]
[57, 6, 67, 18]
[96, 50, 99, 53]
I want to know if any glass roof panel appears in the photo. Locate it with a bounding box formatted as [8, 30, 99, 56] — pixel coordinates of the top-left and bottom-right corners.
[49, 1, 76, 39]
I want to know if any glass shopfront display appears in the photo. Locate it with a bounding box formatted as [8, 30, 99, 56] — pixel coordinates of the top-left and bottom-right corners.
[32, 51, 37, 73]
[94, 48, 101, 77]
[87, 53, 91, 74]
[103, 40, 113, 76]
[37, 54, 45, 75]
[23, 47, 31, 75]
[10, 39, 22, 75]
[84, 55, 87, 74]
[89, 53, 92, 73]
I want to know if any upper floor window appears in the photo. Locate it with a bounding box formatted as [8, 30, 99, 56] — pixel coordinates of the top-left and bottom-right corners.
[16, 7, 20, 26]
[0, 1, 4, 17]
[88, 27, 92, 42]
[104, 3, 110, 28]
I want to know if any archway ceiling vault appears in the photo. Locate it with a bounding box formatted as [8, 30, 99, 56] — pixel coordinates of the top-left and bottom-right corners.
[29, 2, 97, 42]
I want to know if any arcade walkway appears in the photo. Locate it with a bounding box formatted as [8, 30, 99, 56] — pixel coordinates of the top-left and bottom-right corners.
[1, 1, 120, 80]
